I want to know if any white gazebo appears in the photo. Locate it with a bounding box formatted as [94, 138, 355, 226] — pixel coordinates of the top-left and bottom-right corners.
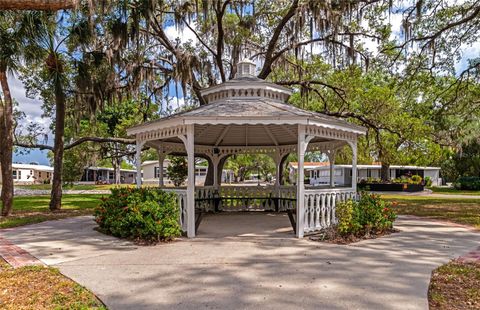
[127, 60, 366, 238]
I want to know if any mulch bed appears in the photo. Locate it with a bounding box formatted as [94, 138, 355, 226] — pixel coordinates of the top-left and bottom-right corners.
[429, 260, 480, 310]
[308, 227, 398, 244]
[0, 258, 106, 309]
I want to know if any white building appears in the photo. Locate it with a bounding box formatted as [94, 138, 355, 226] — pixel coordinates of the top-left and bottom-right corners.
[0, 163, 54, 185]
[289, 162, 442, 186]
[142, 159, 234, 185]
[80, 167, 137, 184]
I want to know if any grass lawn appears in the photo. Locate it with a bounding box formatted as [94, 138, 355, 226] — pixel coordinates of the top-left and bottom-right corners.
[382, 194, 480, 229]
[0, 259, 105, 309]
[429, 260, 480, 309]
[15, 184, 126, 191]
[0, 194, 106, 229]
[428, 187, 480, 196]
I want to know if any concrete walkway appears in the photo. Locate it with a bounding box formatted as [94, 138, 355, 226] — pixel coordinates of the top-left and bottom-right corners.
[1, 214, 479, 310]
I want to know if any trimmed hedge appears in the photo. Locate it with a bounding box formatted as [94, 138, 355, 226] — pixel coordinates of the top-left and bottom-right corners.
[454, 176, 480, 190]
[336, 193, 396, 236]
[94, 188, 182, 242]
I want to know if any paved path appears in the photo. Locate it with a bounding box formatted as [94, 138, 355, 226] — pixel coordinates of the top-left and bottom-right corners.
[1, 214, 479, 310]
[0, 236, 43, 268]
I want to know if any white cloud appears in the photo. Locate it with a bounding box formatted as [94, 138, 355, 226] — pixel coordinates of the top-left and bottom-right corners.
[166, 96, 185, 112]
[5, 74, 51, 165]
[388, 12, 404, 41]
[164, 25, 198, 45]
[455, 41, 480, 74]
[8, 74, 51, 129]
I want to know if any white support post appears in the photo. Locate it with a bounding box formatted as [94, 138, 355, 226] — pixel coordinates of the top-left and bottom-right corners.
[157, 147, 166, 187]
[186, 125, 195, 238]
[296, 125, 306, 238]
[351, 141, 358, 192]
[135, 138, 144, 188]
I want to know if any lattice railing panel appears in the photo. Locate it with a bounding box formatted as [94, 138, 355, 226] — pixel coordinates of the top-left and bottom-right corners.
[303, 189, 357, 233]
[277, 186, 297, 211]
[163, 188, 188, 232]
[219, 186, 276, 211]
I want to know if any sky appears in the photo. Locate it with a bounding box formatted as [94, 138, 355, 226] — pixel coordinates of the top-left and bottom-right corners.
[10, 73, 51, 165]
[11, 9, 480, 165]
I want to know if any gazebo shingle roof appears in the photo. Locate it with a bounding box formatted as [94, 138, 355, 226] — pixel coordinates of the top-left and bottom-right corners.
[128, 98, 365, 134]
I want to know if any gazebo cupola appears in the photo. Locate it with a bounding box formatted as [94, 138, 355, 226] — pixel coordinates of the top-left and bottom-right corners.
[236, 58, 256, 77]
[201, 59, 292, 105]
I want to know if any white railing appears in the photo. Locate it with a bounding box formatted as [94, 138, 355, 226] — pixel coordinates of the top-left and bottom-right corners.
[277, 186, 296, 211]
[195, 186, 216, 211]
[219, 186, 276, 211]
[194, 185, 298, 212]
[303, 188, 357, 233]
[162, 185, 356, 234]
[163, 188, 188, 232]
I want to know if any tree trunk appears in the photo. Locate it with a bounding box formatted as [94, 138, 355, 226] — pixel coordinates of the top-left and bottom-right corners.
[113, 154, 121, 185]
[380, 162, 390, 182]
[0, 0, 77, 10]
[216, 157, 227, 186]
[204, 157, 214, 186]
[0, 70, 14, 217]
[205, 156, 229, 186]
[49, 77, 65, 211]
[239, 167, 245, 182]
[278, 154, 289, 185]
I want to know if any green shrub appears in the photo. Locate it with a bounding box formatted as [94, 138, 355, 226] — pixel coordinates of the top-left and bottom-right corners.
[454, 176, 480, 190]
[336, 199, 362, 235]
[424, 176, 432, 187]
[94, 187, 182, 242]
[366, 177, 381, 183]
[362, 176, 423, 185]
[410, 175, 423, 185]
[336, 193, 396, 236]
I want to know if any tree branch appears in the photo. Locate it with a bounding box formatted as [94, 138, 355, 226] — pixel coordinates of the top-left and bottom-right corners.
[415, 4, 480, 44]
[321, 110, 402, 138]
[258, 0, 299, 79]
[276, 80, 347, 102]
[214, 0, 230, 82]
[181, 17, 217, 58]
[15, 142, 53, 151]
[64, 137, 136, 150]
[15, 137, 136, 151]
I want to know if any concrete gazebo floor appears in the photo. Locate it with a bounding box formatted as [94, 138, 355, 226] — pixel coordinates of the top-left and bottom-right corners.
[197, 212, 294, 238]
[1, 215, 480, 309]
